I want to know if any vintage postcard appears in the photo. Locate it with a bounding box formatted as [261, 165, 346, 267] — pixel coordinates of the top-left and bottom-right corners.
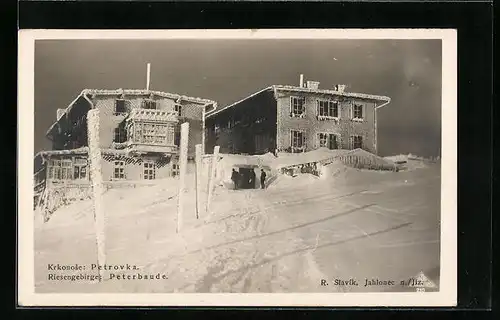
[18, 29, 457, 307]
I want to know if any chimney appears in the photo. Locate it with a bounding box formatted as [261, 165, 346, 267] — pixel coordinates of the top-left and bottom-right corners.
[306, 80, 320, 90]
[335, 84, 346, 93]
[56, 108, 65, 120]
[299, 74, 304, 88]
[146, 63, 151, 91]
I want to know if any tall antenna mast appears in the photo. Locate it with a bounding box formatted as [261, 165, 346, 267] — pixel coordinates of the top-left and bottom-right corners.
[146, 63, 151, 91]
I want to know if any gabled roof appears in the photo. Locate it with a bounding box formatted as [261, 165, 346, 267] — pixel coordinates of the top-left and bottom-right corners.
[206, 84, 391, 119]
[45, 88, 217, 138]
[272, 85, 391, 104]
[206, 87, 273, 118]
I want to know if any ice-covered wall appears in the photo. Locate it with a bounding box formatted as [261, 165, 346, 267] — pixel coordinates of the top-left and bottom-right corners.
[275, 91, 377, 154]
[92, 96, 176, 148]
[100, 154, 173, 181]
[91, 94, 206, 157]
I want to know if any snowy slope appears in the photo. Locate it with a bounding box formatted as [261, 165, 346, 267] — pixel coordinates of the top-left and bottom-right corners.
[35, 160, 440, 293]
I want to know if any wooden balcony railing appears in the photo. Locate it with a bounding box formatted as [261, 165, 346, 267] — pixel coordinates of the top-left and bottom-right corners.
[127, 108, 178, 123]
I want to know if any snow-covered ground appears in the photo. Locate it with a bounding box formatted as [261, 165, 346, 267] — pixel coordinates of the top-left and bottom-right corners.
[34, 158, 441, 293]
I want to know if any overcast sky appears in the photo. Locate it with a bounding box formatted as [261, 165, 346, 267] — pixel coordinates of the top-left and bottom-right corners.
[34, 39, 441, 157]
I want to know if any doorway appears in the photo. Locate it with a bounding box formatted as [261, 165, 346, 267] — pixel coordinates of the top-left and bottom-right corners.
[237, 167, 257, 189]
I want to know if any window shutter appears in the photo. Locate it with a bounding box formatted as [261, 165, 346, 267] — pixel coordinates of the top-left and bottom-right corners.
[350, 102, 353, 119]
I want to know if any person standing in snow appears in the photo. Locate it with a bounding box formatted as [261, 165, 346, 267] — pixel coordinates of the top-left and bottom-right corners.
[260, 169, 267, 189]
[231, 168, 239, 190]
[249, 169, 256, 189]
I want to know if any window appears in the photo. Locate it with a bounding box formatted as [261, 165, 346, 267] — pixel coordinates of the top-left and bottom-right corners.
[317, 133, 339, 150]
[351, 135, 363, 149]
[142, 99, 157, 109]
[290, 96, 306, 117]
[115, 99, 127, 115]
[73, 158, 88, 180]
[60, 160, 71, 180]
[291, 130, 306, 151]
[353, 104, 364, 120]
[175, 104, 182, 117]
[47, 167, 54, 180]
[172, 164, 180, 177]
[329, 134, 338, 149]
[143, 161, 156, 180]
[317, 100, 339, 118]
[113, 126, 127, 143]
[134, 123, 173, 145]
[113, 161, 125, 179]
[318, 133, 328, 148]
[174, 130, 181, 146]
[47, 159, 73, 180]
[47, 160, 60, 180]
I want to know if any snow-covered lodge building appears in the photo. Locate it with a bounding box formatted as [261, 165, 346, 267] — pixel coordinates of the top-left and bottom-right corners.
[205, 75, 391, 156]
[34, 88, 216, 207]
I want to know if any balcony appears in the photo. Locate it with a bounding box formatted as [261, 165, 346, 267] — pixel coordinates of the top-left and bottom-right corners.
[113, 138, 178, 155]
[127, 108, 178, 123]
[125, 142, 178, 154]
[121, 109, 179, 155]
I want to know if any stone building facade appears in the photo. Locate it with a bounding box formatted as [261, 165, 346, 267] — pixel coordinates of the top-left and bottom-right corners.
[34, 88, 216, 209]
[205, 77, 390, 156]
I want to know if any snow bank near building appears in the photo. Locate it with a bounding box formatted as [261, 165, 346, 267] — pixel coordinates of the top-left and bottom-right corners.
[274, 148, 349, 169]
[214, 153, 277, 189]
[34, 149, 441, 293]
[322, 160, 350, 178]
[214, 148, 398, 190]
[41, 177, 182, 228]
[385, 154, 430, 171]
[266, 173, 320, 189]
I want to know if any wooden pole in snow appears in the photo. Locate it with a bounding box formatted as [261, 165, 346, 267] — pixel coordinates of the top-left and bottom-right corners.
[176, 122, 189, 233]
[206, 145, 220, 213]
[87, 109, 106, 280]
[146, 63, 151, 91]
[195, 144, 203, 219]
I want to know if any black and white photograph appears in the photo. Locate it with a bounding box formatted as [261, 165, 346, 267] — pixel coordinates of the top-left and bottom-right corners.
[18, 29, 457, 307]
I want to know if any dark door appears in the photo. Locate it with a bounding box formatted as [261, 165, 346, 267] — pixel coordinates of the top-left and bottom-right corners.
[237, 168, 255, 189]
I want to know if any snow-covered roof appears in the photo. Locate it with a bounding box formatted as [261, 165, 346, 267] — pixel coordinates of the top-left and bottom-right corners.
[81, 89, 216, 105]
[207, 87, 272, 118]
[46, 88, 217, 137]
[217, 149, 364, 170]
[35, 147, 90, 160]
[272, 85, 391, 103]
[206, 85, 390, 119]
[34, 147, 176, 162]
[273, 148, 351, 169]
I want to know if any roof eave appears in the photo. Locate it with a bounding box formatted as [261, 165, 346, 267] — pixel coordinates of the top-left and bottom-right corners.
[82, 89, 216, 105]
[206, 86, 273, 119]
[273, 85, 391, 103]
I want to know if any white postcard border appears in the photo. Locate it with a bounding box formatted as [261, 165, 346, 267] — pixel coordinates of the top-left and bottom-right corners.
[18, 28, 457, 307]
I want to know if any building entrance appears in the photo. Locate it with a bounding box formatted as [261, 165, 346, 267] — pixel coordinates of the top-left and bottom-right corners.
[237, 167, 257, 189]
